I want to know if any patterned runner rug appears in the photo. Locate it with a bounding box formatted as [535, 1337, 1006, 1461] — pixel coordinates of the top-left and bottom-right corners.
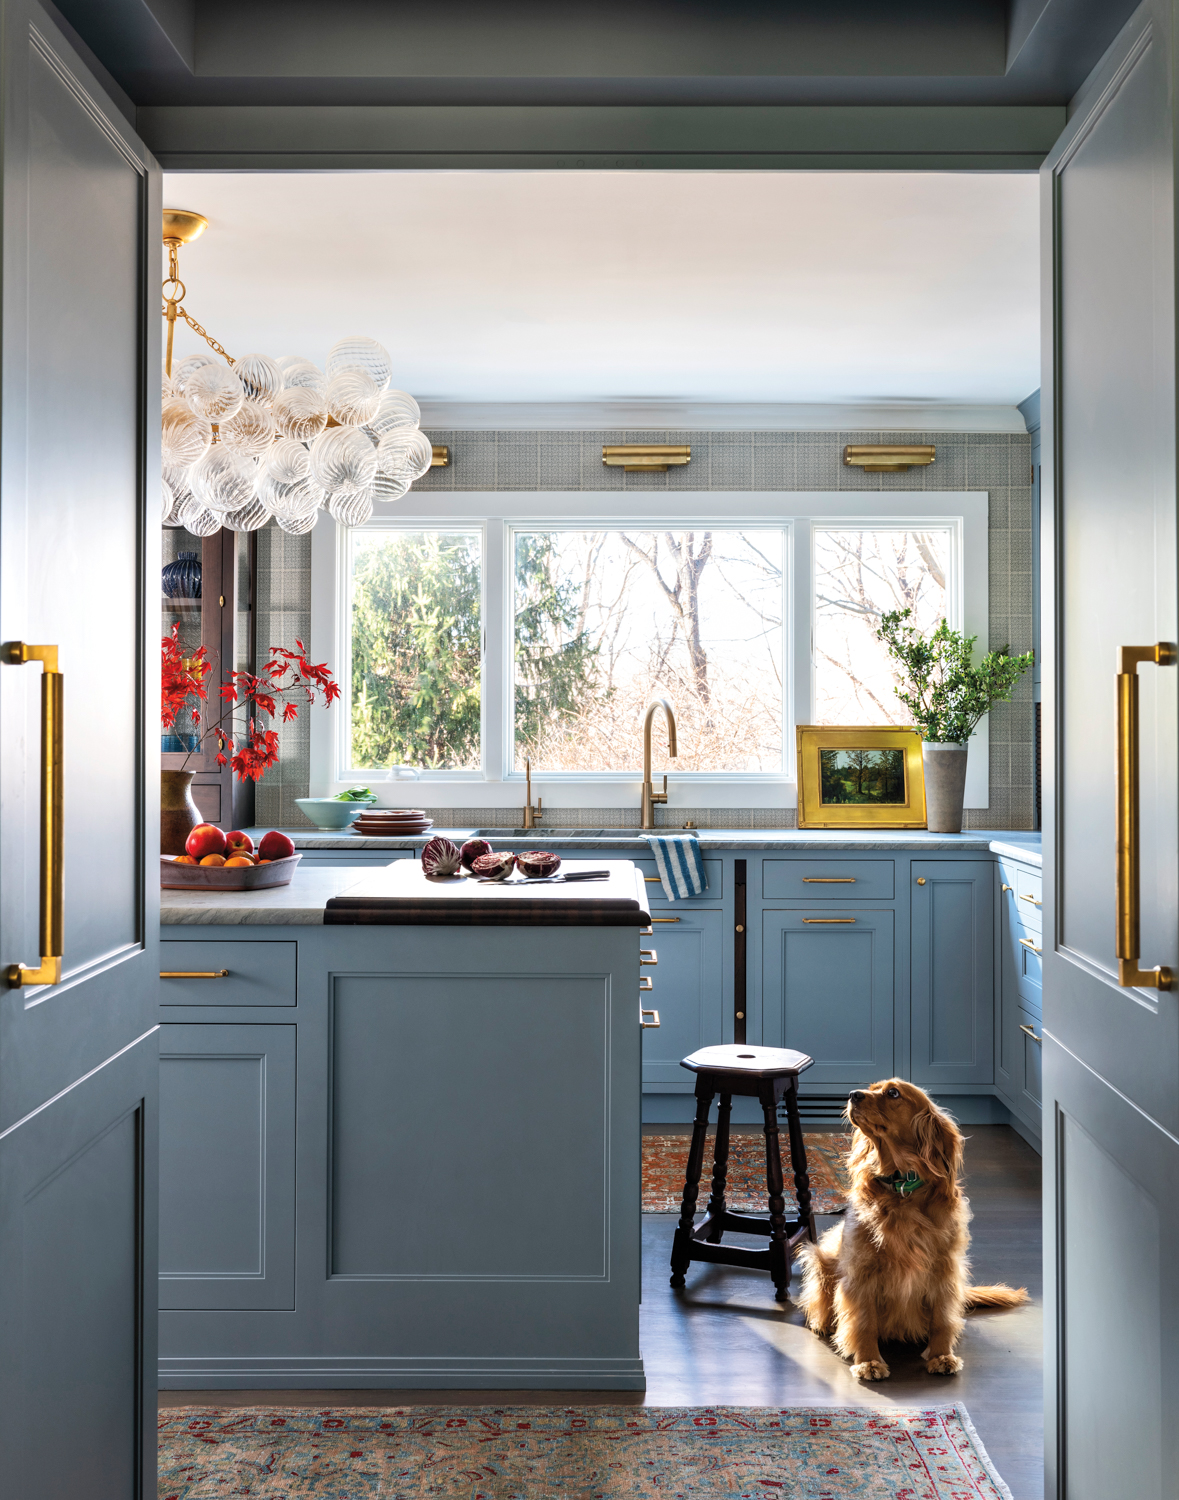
[642, 1130, 850, 1214]
[158, 1404, 1013, 1499]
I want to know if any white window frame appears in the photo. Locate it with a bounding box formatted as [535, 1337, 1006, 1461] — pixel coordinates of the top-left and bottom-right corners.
[310, 491, 989, 811]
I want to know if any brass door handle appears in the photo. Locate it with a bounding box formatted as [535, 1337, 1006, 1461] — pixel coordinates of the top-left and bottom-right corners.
[802, 876, 856, 883]
[803, 917, 855, 924]
[1019, 1023, 1042, 1046]
[160, 969, 230, 979]
[1116, 642, 1177, 988]
[640, 949, 657, 965]
[651, 916, 680, 922]
[639, 975, 653, 991]
[640, 1008, 661, 1029]
[1019, 937, 1042, 956]
[4, 643, 63, 986]
[1019, 893, 1042, 907]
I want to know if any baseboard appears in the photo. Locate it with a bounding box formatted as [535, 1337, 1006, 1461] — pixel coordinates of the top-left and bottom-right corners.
[1005, 1109, 1042, 1155]
[159, 1356, 646, 1391]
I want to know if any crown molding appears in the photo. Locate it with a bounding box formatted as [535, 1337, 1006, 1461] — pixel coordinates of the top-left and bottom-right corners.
[415, 401, 1029, 433]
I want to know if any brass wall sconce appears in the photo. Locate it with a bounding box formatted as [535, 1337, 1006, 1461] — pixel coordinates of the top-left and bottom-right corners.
[843, 444, 936, 472]
[431, 446, 450, 467]
[602, 444, 691, 473]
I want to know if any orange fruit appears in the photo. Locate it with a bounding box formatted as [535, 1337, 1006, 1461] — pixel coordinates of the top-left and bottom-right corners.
[199, 853, 226, 867]
[224, 856, 253, 867]
[173, 855, 197, 865]
[257, 858, 271, 864]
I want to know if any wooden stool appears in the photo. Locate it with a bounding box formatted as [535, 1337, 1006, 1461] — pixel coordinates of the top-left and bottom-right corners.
[669, 1044, 817, 1301]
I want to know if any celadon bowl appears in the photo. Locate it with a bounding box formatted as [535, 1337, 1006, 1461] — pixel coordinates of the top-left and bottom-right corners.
[295, 796, 375, 830]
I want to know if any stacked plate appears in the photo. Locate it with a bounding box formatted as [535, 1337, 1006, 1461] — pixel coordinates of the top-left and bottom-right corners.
[350, 808, 433, 837]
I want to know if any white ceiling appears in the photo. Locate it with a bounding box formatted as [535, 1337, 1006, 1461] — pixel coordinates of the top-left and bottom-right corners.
[162, 170, 1039, 415]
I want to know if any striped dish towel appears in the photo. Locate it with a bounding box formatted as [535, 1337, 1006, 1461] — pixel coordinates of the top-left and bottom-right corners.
[641, 834, 708, 901]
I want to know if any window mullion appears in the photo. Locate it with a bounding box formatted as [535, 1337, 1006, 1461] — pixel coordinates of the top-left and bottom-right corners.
[483, 518, 506, 782]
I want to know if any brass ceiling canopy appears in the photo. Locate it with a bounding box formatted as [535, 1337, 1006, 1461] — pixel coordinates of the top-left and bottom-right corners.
[843, 444, 936, 472]
[603, 444, 691, 473]
[162, 209, 208, 246]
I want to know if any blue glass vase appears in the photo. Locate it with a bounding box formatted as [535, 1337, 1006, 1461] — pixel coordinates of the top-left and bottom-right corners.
[162, 550, 202, 599]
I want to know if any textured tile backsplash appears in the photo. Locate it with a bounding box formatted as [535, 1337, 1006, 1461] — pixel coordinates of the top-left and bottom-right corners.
[255, 428, 1034, 831]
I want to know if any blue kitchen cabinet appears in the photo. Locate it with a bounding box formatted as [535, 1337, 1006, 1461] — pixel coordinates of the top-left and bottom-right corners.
[761, 908, 894, 1085]
[910, 860, 995, 1087]
[641, 909, 726, 1089]
[994, 858, 1043, 1140]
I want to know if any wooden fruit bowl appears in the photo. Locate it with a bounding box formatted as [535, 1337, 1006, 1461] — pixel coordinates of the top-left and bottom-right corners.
[161, 853, 302, 890]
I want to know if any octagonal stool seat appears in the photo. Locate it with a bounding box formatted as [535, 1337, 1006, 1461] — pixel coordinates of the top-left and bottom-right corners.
[668, 1044, 817, 1301]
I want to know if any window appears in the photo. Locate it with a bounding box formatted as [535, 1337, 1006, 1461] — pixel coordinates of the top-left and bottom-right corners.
[812, 525, 955, 726]
[348, 528, 481, 772]
[512, 529, 784, 772]
[314, 492, 981, 805]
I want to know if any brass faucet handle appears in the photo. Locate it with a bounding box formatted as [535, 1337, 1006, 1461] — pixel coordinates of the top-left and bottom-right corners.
[651, 774, 668, 805]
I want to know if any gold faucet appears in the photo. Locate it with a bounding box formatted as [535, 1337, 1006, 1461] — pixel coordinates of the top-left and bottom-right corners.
[522, 757, 543, 830]
[641, 697, 678, 829]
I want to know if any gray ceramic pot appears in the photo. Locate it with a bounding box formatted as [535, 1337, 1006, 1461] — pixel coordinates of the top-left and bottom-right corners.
[922, 741, 969, 833]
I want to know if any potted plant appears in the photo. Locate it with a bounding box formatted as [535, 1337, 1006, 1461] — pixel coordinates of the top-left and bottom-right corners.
[874, 610, 1034, 833]
[161, 627, 340, 852]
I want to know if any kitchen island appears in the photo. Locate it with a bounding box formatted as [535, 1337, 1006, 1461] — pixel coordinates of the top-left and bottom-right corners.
[159, 859, 651, 1390]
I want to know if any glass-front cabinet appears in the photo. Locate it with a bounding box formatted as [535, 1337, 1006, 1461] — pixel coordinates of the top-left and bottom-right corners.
[162, 526, 255, 830]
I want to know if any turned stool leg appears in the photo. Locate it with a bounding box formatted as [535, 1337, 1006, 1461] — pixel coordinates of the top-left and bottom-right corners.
[670, 1083, 714, 1287]
[760, 1089, 791, 1301]
[782, 1077, 817, 1243]
[704, 1092, 732, 1241]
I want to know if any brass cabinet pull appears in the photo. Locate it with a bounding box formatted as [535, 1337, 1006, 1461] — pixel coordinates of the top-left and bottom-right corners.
[916, 877, 926, 885]
[639, 975, 653, 991]
[802, 876, 856, 883]
[1019, 893, 1042, 907]
[4, 643, 63, 987]
[1116, 642, 1177, 988]
[1019, 1023, 1042, 1046]
[651, 917, 680, 923]
[160, 969, 230, 979]
[1019, 937, 1042, 956]
[640, 1008, 661, 1029]
[644, 876, 663, 883]
[1001, 883, 1013, 892]
[640, 949, 658, 966]
[803, 917, 856, 924]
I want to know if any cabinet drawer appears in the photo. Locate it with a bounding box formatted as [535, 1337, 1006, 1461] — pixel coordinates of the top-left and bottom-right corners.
[1017, 1005, 1043, 1109]
[1000, 861, 1042, 933]
[160, 940, 297, 1007]
[762, 859, 894, 901]
[640, 910, 726, 1090]
[1014, 928, 1043, 1012]
[634, 858, 723, 902]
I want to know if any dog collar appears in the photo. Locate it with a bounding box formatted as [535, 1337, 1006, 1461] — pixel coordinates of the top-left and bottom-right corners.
[878, 1169, 926, 1197]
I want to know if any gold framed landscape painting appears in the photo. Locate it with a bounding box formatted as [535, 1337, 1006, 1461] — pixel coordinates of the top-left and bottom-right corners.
[795, 725, 927, 830]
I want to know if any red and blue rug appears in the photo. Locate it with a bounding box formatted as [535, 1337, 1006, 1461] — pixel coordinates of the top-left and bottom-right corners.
[158, 1403, 1012, 1498]
[642, 1131, 850, 1214]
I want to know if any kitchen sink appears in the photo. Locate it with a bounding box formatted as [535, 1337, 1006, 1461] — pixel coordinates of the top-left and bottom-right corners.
[471, 828, 640, 839]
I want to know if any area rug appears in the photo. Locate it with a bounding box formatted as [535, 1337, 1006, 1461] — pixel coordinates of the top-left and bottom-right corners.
[158, 1403, 1012, 1499]
[642, 1131, 850, 1214]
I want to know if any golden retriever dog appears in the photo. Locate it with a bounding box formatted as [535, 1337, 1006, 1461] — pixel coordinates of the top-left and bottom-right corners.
[797, 1079, 1027, 1381]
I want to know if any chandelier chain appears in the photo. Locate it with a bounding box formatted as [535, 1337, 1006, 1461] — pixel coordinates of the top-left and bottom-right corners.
[159, 297, 236, 367]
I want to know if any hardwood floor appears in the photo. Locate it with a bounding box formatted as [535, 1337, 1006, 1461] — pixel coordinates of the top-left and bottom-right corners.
[161, 1124, 1042, 1499]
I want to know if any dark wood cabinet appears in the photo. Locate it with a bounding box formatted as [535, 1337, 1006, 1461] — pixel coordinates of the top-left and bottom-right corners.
[162, 527, 255, 831]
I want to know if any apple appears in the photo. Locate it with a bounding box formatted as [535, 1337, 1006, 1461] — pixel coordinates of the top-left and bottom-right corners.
[226, 830, 254, 856]
[199, 853, 226, 867]
[186, 823, 227, 860]
[258, 830, 295, 861]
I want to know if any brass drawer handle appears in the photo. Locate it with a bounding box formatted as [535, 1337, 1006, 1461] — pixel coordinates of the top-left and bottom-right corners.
[4, 643, 63, 987]
[1019, 1023, 1042, 1046]
[640, 1008, 661, 1029]
[803, 917, 856, 924]
[1001, 883, 1013, 892]
[640, 949, 658, 966]
[1117, 642, 1177, 988]
[160, 969, 230, 979]
[639, 975, 653, 991]
[1019, 938, 1042, 956]
[1019, 893, 1042, 907]
[644, 876, 663, 883]
[802, 876, 856, 883]
[652, 917, 680, 922]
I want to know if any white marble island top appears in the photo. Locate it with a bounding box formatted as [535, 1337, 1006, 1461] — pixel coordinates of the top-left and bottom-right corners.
[161, 865, 370, 925]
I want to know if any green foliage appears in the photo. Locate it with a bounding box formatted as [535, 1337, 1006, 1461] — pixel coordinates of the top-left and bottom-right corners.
[513, 534, 602, 757]
[334, 787, 374, 801]
[874, 609, 1034, 744]
[350, 534, 482, 770]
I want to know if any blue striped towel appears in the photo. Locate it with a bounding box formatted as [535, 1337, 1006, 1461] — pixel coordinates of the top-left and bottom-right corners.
[641, 834, 708, 901]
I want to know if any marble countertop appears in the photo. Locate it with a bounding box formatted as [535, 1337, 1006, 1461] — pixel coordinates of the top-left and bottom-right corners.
[243, 825, 1042, 863]
[161, 865, 365, 925]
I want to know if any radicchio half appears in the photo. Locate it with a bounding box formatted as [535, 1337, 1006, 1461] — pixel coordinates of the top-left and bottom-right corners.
[472, 851, 516, 881]
[421, 835, 462, 877]
[459, 837, 493, 870]
[516, 850, 561, 878]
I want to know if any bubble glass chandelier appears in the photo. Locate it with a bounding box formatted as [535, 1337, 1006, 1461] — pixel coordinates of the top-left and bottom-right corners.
[160, 210, 434, 537]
